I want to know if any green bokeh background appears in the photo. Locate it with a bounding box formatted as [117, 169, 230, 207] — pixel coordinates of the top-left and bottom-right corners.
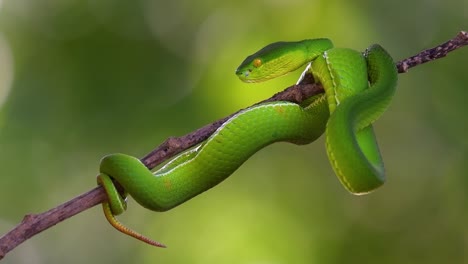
[0, 0, 467, 263]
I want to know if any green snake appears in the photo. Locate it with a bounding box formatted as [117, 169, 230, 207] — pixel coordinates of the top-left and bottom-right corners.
[97, 38, 398, 247]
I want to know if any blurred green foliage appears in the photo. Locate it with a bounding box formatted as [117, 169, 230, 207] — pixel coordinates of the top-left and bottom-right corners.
[0, 0, 467, 263]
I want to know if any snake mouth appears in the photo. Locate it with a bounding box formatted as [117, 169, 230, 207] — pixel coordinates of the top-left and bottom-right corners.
[236, 68, 253, 82]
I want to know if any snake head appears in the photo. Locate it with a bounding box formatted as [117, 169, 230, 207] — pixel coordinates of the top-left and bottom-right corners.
[235, 56, 264, 82]
[236, 39, 333, 83]
[236, 41, 305, 83]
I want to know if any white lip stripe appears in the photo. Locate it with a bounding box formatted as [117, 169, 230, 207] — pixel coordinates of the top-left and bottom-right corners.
[296, 63, 312, 85]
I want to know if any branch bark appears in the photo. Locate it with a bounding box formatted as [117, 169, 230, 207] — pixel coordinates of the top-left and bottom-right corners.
[1, 30, 467, 260]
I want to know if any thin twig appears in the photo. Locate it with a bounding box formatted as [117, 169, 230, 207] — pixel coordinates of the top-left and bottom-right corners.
[0, 31, 466, 260]
[396, 31, 468, 72]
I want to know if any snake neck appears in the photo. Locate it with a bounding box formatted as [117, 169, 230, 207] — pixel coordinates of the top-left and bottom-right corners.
[303, 38, 334, 61]
[309, 48, 368, 114]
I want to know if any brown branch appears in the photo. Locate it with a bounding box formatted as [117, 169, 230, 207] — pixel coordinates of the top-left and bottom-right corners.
[1, 30, 466, 260]
[0, 187, 106, 260]
[396, 31, 468, 72]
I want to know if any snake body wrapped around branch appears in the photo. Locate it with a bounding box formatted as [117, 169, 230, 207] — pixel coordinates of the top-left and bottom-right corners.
[97, 38, 398, 246]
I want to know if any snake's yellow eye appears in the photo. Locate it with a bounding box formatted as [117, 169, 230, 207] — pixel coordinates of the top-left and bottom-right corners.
[253, 58, 262, 68]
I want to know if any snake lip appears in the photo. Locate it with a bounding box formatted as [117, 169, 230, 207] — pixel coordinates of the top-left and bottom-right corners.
[236, 69, 252, 82]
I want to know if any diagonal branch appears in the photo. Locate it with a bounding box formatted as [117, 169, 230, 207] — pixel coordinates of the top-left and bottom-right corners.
[0, 30, 466, 260]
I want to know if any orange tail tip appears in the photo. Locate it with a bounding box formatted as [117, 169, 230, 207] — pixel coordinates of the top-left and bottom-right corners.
[102, 203, 167, 248]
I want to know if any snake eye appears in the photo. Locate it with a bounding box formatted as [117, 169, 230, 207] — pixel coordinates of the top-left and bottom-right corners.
[253, 58, 262, 68]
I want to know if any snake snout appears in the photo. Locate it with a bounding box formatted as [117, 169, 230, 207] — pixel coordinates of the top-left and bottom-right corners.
[236, 68, 253, 82]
